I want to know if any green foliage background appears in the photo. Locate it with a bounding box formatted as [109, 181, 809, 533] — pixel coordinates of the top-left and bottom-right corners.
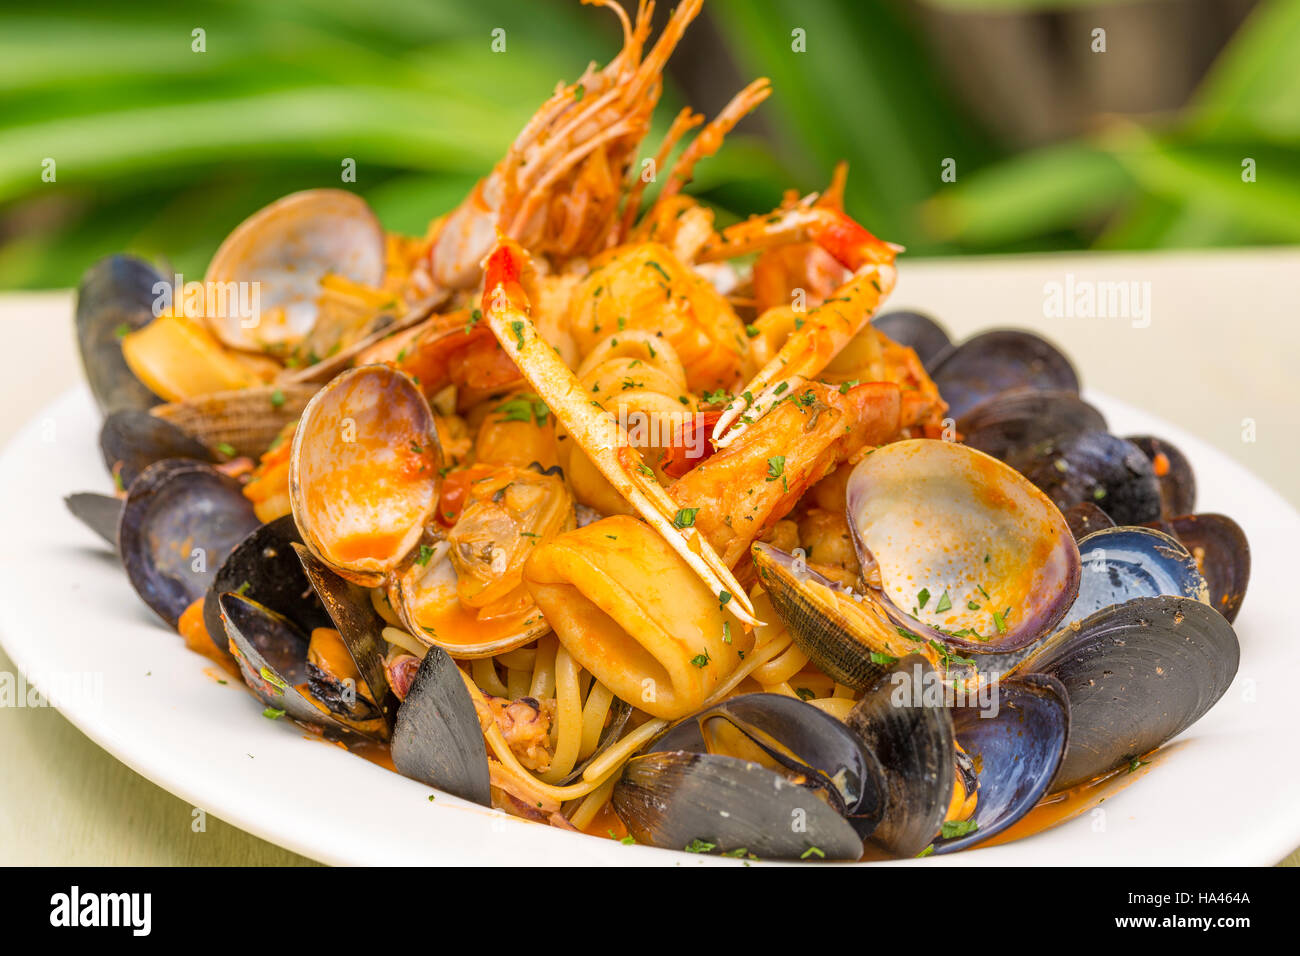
[0, 0, 1295, 289]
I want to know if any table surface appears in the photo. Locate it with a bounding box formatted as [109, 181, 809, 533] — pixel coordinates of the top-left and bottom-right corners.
[1, 247, 1296, 866]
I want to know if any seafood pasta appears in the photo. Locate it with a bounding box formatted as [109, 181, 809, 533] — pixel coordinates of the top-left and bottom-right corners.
[70, 0, 1246, 860]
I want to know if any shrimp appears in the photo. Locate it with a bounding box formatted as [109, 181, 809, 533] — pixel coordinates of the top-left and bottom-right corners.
[424, 0, 706, 292]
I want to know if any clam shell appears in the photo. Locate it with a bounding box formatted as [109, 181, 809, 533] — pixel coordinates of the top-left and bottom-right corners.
[150, 384, 318, 459]
[845, 439, 1081, 653]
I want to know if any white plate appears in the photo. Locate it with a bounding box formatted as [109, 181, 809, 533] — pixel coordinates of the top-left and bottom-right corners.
[1, 384, 1297, 866]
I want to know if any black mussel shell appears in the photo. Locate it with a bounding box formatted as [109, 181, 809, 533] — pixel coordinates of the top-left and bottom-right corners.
[120, 460, 259, 627]
[649, 693, 886, 835]
[1062, 501, 1114, 541]
[203, 516, 332, 658]
[76, 254, 164, 414]
[846, 655, 955, 858]
[1021, 596, 1239, 791]
[928, 329, 1079, 419]
[1061, 526, 1207, 631]
[958, 388, 1106, 463]
[1013, 431, 1162, 526]
[1145, 513, 1250, 623]
[390, 647, 491, 807]
[932, 673, 1069, 854]
[64, 491, 122, 548]
[613, 751, 864, 860]
[872, 311, 952, 367]
[1129, 436, 1196, 518]
[558, 697, 633, 785]
[219, 592, 357, 735]
[101, 409, 215, 491]
[294, 543, 399, 732]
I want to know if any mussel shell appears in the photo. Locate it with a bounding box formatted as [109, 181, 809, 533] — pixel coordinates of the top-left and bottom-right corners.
[872, 311, 952, 367]
[390, 646, 491, 807]
[1020, 595, 1239, 791]
[613, 751, 864, 860]
[1013, 431, 1162, 526]
[558, 697, 633, 785]
[203, 516, 332, 658]
[1062, 501, 1115, 541]
[752, 542, 897, 691]
[219, 591, 356, 735]
[846, 655, 955, 858]
[294, 542, 399, 731]
[120, 460, 260, 627]
[1129, 435, 1196, 518]
[650, 692, 886, 833]
[75, 254, 164, 414]
[1060, 526, 1208, 631]
[928, 329, 1079, 419]
[845, 440, 1081, 653]
[101, 409, 214, 488]
[933, 673, 1069, 854]
[1145, 513, 1249, 623]
[64, 491, 122, 548]
[958, 388, 1106, 463]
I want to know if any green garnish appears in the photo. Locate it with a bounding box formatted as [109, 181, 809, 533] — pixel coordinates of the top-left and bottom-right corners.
[690, 650, 711, 668]
[917, 588, 931, 609]
[262, 707, 285, 720]
[935, 591, 952, 613]
[684, 838, 716, 853]
[940, 819, 979, 839]
[415, 545, 435, 567]
[765, 456, 786, 482]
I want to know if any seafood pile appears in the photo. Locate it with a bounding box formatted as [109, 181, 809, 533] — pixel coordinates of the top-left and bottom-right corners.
[65, 0, 1247, 861]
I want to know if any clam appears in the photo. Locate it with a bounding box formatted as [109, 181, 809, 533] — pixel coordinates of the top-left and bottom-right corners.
[1011, 431, 1162, 526]
[149, 384, 319, 459]
[389, 646, 492, 806]
[1019, 596, 1239, 791]
[289, 364, 442, 587]
[613, 694, 875, 859]
[1129, 435, 1196, 518]
[928, 329, 1079, 419]
[845, 439, 1080, 654]
[957, 388, 1106, 463]
[1143, 513, 1250, 623]
[75, 254, 166, 414]
[1061, 526, 1208, 631]
[204, 189, 385, 354]
[871, 310, 952, 367]
[119, 460, 260, 627]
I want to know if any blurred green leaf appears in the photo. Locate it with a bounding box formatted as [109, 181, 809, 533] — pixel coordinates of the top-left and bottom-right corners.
[1191, 0, 1300, 141]
[923, 143, 1131, 245]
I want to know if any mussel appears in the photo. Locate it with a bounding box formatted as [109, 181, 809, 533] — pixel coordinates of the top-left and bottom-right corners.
[100, 409, 216, 489]
[928, 329, 1079, 419]
[1144, 513, 1250, 623]
[1019, 595, 1239, 791]
[1129, 435, 1196, 518]
[1011, 431, 1163, 526]
[1060, 526, 1208, 631]
[119, 459, 260, 627]
[871, 310, 952, 367]
[613, 693, 878, 859]
[75, 254, 166, 414]
[957, 388, 1106, 463]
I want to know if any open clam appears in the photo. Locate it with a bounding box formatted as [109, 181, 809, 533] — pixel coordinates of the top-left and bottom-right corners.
[845, 439, 1080, 654]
